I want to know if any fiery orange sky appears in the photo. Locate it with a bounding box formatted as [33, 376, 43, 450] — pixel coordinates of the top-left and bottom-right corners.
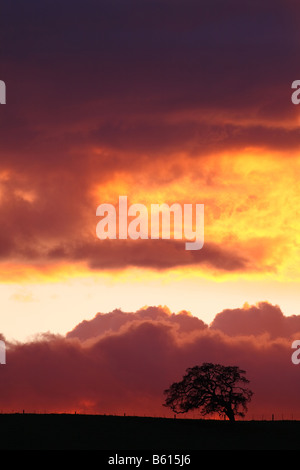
[1, 0, 300, 418]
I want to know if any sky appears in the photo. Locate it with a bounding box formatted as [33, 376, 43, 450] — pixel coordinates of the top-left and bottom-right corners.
[1, 0, 300, 418]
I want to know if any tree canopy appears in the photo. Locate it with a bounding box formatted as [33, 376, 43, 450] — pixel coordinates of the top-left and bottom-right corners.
[163, 363, 253, 422]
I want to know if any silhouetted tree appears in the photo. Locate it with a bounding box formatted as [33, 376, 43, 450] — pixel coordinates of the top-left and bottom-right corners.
[163, 363, 253, 422]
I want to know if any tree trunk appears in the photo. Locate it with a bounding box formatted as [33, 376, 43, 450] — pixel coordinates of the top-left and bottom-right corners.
[225, 407, 235, 422]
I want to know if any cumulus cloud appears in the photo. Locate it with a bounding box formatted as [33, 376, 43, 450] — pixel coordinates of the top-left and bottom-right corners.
[210, 302, 300, 339]
[66, 306, 207, 342]
[0, 302, 299, 418]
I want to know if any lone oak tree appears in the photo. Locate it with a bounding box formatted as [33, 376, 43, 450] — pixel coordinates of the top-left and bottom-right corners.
[163, 363, 253, 422]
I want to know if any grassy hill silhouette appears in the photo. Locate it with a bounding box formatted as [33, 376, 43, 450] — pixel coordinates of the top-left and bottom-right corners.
[0, 413, 299, 450]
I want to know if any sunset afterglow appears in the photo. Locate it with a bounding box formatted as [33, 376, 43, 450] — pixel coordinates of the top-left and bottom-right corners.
[1, 0, 300, 423]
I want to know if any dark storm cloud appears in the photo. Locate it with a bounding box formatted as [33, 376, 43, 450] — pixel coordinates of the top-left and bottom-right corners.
[0, 0, 299, 272]
[59, 239, 250, 271]
[2, 0, 299, 119]
[1, 0, 299, 164]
